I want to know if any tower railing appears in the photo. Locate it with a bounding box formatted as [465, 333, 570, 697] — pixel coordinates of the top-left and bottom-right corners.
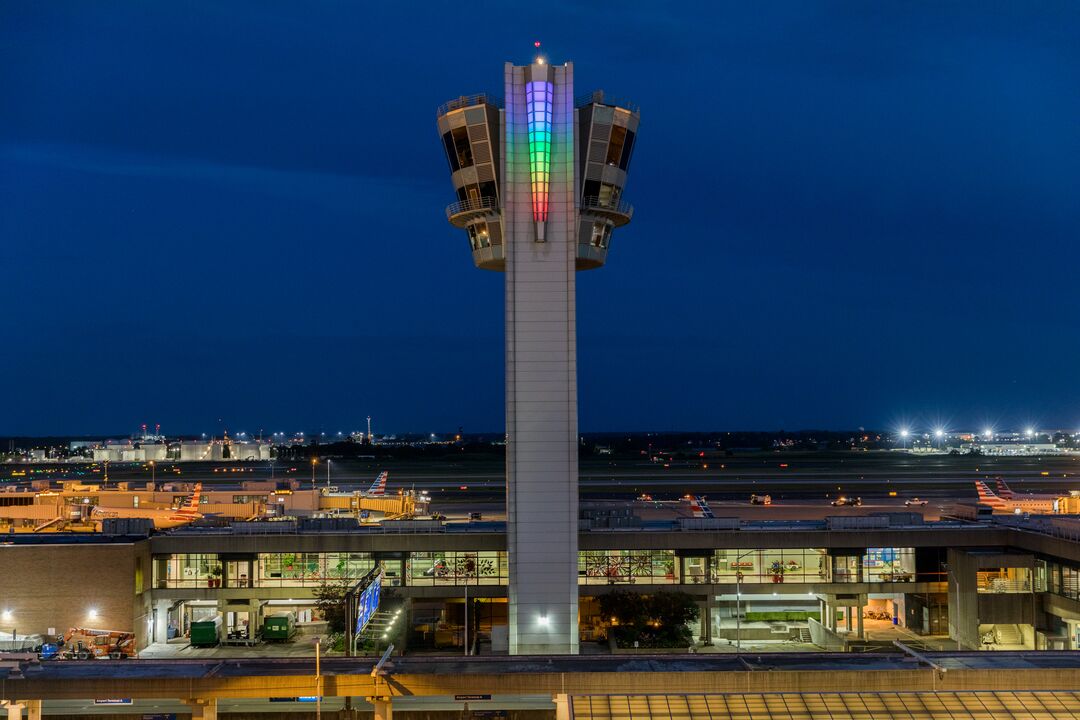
[436, 93, 503, 117]
[446, 196, 500, 220]
[574, 90, 640, 114]
[581, 195, 634, 219]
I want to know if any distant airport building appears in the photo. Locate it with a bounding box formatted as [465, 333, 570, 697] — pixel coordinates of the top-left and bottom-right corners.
[972, 441, 1061, 456]
[178, 440, 270, 462]
[439, 53, 638, 654]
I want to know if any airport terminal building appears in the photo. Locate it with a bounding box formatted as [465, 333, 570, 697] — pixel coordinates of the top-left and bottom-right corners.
[5, 510, 1080, 657]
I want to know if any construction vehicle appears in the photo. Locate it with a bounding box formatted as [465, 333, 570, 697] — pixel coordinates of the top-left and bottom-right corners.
[39, 627, 136, 660]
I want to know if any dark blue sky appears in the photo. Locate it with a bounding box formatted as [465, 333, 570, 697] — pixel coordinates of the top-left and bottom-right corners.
[2, 2, 1079, 436]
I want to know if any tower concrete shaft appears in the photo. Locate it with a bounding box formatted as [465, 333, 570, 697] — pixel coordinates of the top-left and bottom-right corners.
[438, 56, 638, 654]
[503, 60, 578, 654]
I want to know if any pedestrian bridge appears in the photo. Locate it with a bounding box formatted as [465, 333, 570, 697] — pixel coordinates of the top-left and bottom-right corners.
[4, 652, 1080, 718]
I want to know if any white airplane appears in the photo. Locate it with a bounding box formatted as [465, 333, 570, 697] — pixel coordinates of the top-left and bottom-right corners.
[90, 484, 204, 529]
[995, 479, 1065, 502]
[975, 480, 1058, 514]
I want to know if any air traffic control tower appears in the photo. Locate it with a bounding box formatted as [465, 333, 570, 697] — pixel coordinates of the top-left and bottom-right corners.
[438, 54, 638, 654]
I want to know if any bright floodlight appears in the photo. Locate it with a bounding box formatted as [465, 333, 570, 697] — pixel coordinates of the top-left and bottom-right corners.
[934, 428, 945, 438]
[1025, 427, 1035, 437]
[899, 428, 910, 438]
[983, 428, 993, 438]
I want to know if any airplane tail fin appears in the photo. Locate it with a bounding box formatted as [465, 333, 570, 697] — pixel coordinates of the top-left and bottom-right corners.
[690, 495, 715, 519]
[367, 471, 388, 497]
[975, 480, 1006, 507]
[995, 479, 1014, 498]
[179, 483, 202, 515]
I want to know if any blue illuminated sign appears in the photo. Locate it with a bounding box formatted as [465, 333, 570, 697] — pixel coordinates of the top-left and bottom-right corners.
[355, 570, 383, 635]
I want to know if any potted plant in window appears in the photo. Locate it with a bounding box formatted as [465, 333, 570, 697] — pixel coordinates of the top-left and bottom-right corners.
[210, 565, 223, 588]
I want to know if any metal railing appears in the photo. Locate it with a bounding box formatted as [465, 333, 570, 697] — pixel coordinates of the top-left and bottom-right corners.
[581, 195, 633, 217]
[574, 90, 640, 114]
[437, 93, 502, 117]
[445, 196, 499, 219]
[978, 578, 1032, 593]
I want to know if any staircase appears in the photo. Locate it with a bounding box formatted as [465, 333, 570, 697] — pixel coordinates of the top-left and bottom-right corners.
[994, 624, 1023, 646]
[795, 627, 812, 643]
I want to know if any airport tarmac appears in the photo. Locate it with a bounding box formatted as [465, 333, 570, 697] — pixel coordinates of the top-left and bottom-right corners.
[5, 452, 1078, 517]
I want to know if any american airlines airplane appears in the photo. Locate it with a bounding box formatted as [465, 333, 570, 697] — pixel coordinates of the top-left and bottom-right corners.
[362, 471, 389, 497]
[975, 480, 1059, 514]
[995, 479, 1063, 502]
[90, 483, 204, 529]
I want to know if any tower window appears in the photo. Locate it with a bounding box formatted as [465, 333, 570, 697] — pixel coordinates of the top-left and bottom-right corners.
[452, 126, 473, 169]
[606, 126, 627, 166]
[467, 222, 490, 251]
[590, 221, 612, 249]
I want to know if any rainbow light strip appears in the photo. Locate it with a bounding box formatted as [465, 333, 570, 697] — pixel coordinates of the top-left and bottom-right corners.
[525, 80, 553, 222]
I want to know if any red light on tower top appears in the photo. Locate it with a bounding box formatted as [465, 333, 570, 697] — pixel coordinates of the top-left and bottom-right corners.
[534, 41, 541, 48]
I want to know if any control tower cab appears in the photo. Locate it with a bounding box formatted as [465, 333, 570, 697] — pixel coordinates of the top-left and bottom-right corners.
[438, 74, 638, 270]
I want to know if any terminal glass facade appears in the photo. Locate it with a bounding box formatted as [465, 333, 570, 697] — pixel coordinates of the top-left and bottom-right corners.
[407, 551, 506, 586]
[713, 549, 829, 583]
[579, 550, 677, 585]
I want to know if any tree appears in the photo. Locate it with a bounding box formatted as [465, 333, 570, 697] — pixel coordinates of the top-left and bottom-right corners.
[598, 591, 700, 648]
[313, 576, 351, 635]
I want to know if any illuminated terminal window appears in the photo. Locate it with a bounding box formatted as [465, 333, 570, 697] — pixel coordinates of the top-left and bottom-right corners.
[578, 550, 677, 585]
[407, 551, 506, 586]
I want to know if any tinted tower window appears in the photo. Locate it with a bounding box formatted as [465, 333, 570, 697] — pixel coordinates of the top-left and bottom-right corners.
[606, 126, 627, 166]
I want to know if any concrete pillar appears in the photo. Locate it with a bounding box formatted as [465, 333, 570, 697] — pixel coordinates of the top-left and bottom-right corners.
[818, 599, 826, 627]
[845, 607, 853, 633]
[698, 598, 712, 645]
[371, 697, 392, 720]
[857, 605, 865, 639]
[5, 703, 23, 720]
[153, 599, 172, 645]
[555, 693, 571, 720]
[186, 699, 217, 720]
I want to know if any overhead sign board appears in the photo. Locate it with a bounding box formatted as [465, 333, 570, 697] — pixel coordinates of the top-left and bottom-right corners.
[455, 694, 492, 701]
[355, 569, 383, 635]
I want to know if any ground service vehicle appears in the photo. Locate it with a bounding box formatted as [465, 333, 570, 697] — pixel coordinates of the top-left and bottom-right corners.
[750, 494, 772, 505]
[39, 628, 135, 660]
[190, 616, 223, 647]
[905, 497, 929, 506]
[831, 496, 862, 507]
[262, 612, 297, 642]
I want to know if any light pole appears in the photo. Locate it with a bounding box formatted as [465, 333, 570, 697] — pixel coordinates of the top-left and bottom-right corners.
[732, 549, 757, 654]
[899, 428, 909, 451]
[311, 458, 317, 492]
[149, 460, 155, 485]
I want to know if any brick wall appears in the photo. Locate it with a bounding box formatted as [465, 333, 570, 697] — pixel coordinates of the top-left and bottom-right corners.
[0, 543, 142, 640]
